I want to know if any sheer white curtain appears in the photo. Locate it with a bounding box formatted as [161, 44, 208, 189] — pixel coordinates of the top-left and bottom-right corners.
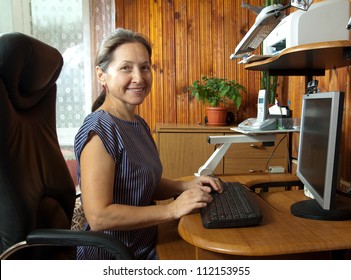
[1, 0, 115, 154]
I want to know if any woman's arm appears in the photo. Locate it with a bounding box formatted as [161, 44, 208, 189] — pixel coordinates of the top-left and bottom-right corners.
[80, 133, 217, 232]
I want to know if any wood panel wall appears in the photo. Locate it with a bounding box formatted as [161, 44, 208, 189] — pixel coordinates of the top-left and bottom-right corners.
[114, 0, 351, 189]
[115, 0, 263, 128]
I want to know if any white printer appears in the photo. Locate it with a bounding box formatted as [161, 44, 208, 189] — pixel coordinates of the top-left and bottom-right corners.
[263, 0, 351, 55]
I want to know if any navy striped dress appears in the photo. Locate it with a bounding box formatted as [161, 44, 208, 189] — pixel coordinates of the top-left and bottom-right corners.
[74, 110, 163, 260]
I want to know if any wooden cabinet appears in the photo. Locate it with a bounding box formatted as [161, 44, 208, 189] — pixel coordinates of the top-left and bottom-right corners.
[223, 134, 288, 174]
[156, 124, 289, 179]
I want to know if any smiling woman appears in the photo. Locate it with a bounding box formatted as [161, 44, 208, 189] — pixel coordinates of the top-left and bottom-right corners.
[73, 28, 222, 260]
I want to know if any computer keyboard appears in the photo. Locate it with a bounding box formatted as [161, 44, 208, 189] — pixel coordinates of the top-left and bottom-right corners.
[200, 182, 263, 229]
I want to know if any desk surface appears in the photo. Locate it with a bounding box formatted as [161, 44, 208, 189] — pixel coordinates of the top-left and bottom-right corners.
[178, 174, 351, 259]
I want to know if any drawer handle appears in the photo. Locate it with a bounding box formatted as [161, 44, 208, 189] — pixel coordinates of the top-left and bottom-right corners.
[250, 144, 264, 149]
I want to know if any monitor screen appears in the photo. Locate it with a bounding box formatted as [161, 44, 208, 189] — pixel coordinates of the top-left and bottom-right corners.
[291, 91, 351, 220]
[298, 95, 335, 208]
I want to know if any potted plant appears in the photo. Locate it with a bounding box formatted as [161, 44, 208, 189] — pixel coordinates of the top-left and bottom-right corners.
[189, 76, 246, 125]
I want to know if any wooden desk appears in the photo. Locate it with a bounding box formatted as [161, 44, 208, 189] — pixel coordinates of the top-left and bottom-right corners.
[177, 174, 351, 259]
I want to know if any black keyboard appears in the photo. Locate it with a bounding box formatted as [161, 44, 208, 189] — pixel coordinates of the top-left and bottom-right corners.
[200, 182, 263, 229]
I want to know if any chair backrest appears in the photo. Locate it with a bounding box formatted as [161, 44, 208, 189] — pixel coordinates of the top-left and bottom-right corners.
[0, 32, 76, 259]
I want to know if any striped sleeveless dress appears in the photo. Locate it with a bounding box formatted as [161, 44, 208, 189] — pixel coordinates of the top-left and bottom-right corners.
[74, 110, 163, 259]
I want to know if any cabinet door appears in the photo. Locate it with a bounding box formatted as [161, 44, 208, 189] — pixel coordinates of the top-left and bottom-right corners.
[224, 134, 289, 174]
[158, 132, 224, 179]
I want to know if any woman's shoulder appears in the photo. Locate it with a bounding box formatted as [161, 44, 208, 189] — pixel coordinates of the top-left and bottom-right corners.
[81, 110, 150, 134]
[81, 110, 116, 129]
[76, 110, 115, 140]
[85, 110, 112, 122]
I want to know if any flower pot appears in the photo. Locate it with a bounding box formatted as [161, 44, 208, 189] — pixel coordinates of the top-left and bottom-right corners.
[206, 107, 228, 126]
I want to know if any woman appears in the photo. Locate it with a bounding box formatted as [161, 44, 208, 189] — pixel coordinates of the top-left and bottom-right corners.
[74, 28, 222, 260]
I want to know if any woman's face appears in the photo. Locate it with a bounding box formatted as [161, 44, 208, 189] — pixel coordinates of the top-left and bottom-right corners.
[98, 42, 152, 107]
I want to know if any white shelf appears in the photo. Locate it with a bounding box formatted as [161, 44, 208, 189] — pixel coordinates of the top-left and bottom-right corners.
[231, 127, 300, 134]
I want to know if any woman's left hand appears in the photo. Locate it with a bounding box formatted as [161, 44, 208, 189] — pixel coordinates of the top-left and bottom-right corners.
[184, 175, 223, 194]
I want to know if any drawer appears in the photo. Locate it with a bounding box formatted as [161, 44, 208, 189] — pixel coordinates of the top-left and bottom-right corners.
[224, 134, 287, 158]
[225, 141, 287, 159]
[223, 134, 289, 174]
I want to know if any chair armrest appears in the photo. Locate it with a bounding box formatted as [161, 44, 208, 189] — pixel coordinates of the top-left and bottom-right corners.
[26, 229, 133, 259]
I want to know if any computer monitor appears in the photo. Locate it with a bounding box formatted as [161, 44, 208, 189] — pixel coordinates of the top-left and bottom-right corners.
[291, 91, 351, 220]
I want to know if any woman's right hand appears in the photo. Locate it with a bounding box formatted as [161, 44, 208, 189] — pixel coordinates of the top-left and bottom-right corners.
[167, 187, 214, 219]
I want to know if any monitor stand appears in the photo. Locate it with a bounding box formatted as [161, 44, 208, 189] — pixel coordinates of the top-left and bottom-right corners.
[291, 199, 351, 221]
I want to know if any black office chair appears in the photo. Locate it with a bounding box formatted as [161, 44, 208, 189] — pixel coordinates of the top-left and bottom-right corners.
[0, 32, 132, 260]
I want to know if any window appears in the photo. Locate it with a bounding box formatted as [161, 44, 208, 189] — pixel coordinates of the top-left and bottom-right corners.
[1, 0, 115, 157]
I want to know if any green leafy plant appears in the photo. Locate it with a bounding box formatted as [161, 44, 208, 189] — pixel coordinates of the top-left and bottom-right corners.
[189, 76, 247, 108]
[261, 71, 278, 104]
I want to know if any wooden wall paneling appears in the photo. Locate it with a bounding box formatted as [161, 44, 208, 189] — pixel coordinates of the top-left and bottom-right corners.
[211, 0, 225, 78]
[199, 0, 212, 77]
[114, 0, 264, 130]
[197, 0, 212, 123]
[115, 0, 125, 28]
[162, 1, 177, 124]
[223, 0, 237, 84]
[280, 76, 289, 105]
[174, 0, 189, 124]
[137, 1, 150, 41]
[148, 0, 164, 133]
[197, 0, 216, 120]
[341, 67, 351, 186]
[223, 0, 244, 122]
[187, 0, 203, 124]
[137, 1, 153, 128]
[123, 1, 138, 29]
